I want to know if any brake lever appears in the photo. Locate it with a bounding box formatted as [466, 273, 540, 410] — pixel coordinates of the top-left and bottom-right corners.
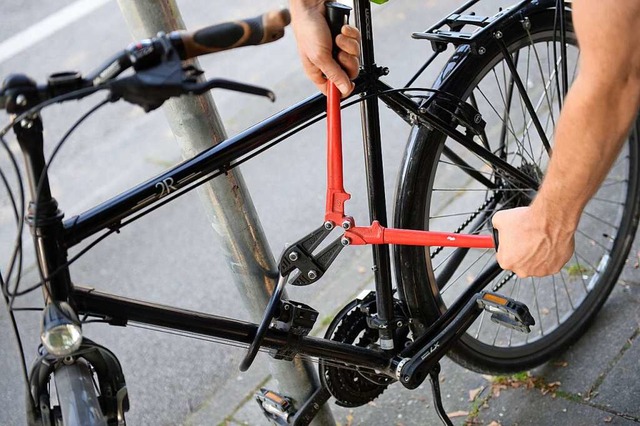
[183, 78, 275, 101]
[109, 56, 275, 112]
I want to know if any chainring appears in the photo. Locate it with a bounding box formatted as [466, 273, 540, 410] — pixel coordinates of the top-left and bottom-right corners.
[318, 295, 398, 407]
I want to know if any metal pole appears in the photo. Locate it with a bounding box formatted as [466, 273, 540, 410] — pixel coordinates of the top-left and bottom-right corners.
[116, 1, 334, 424]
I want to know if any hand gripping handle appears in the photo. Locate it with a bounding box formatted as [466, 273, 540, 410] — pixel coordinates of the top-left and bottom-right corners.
[491, 226, 499, 251]
[171, 9, 291, 60]
[325, 2, 352, 58]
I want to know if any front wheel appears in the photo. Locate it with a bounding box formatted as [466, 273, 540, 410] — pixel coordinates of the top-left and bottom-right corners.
[29, 340, 128, 426]
[54, 359, 108, 426]
[395, 6, 640, 374]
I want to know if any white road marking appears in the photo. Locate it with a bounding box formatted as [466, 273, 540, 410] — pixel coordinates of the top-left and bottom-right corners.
[0, 0, 112, 64]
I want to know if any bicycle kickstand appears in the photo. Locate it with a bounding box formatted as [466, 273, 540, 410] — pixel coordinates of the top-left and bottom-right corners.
[429, 363, 454, 426]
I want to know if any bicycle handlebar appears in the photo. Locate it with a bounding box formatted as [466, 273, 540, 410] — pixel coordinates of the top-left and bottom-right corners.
[170, 9, 291, 60]
[0, 9, 290, 112]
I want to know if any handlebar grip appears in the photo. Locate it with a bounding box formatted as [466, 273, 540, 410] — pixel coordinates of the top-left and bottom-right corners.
[172, 9, 291, 60]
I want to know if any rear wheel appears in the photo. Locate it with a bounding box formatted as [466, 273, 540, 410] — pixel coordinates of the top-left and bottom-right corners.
[395, 7, 640, 373]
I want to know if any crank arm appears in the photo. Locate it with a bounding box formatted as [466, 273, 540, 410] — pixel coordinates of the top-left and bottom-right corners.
[394, 291, 534, 389]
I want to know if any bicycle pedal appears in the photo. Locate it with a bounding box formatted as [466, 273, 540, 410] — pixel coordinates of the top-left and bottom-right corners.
[255, 388, 295, 425]
[477, 292, 535, 333]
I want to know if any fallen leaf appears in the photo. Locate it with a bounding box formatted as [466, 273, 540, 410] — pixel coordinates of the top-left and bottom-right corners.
[604, 417, 613, 423]
[553, 361, 569, 368]
[447, 410, 469, 418]
[488, 422, 502, 426]
[344, 410, 355, 426]
[468, 386, 484, 401]
[492, 383, 507, 397]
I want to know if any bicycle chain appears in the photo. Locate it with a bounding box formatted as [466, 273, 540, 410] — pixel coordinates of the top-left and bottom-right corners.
[427, 192, 520, 292]
[319, 305, 394, 407]
[492, 271, 516, 292]
[430, 193, 497, 260]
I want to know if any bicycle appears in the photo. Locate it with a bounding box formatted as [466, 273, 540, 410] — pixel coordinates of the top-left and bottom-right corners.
[1, 0, 638, 424]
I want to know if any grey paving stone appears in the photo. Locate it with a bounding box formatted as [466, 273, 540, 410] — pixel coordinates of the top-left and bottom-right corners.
[592, 335, 640, 420]
[533, 283, 640, 396]
[475, 387, 637, 426]
[231, 357, 488, 426]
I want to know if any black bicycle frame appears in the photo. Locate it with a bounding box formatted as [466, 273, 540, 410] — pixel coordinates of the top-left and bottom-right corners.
[21, 0, 541, 374]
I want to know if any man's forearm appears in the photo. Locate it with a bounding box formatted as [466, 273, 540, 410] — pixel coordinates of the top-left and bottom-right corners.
[492, 0, 640, 277]
[532, 71, 640, 230]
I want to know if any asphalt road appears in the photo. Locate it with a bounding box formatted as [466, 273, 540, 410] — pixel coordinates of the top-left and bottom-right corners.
[0, 1, 470, 425]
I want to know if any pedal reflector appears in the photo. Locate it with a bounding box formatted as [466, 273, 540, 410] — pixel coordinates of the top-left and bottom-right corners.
[477, 291, 535, 333]
[255, 388, 295, 425]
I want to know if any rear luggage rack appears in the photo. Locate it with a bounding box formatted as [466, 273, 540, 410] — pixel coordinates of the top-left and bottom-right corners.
[412, 0, 530, 52]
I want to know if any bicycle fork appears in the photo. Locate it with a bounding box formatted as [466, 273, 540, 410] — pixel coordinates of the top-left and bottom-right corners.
[7, 75, 128, 426]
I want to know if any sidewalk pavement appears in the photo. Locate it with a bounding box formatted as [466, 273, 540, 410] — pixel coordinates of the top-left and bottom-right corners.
[186, 238, 640, 426]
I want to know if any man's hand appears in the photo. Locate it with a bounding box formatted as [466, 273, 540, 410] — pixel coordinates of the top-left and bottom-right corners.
[290, 0, 361, 96]
[492, 205, 575, 278]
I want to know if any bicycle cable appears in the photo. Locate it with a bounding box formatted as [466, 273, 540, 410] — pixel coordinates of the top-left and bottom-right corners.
[25, 98, 111, 305]
[0, 85, 108, 138]
[13, 85, 481, 293]
[0, 84, 110, 299]
[0, 133, 26, 298]
[0, 84, 486, 389]
[127, 321, 389, 377]
[0, 97, 111, 394]
[2, 98, 111, 307]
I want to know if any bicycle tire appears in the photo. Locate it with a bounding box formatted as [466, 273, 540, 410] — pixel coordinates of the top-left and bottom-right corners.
[395, 4, 640, 374]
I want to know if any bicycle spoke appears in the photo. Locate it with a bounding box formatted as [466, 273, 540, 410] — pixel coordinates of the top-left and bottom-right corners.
[581, 209, 620, 230]
[526, 27, 558, 130]
[410, 12, 636, 361]
[506, 272, 519, 347]
[520, 42, 537, 160]
[589, 196, 626, 206]
[440, 248, 494, 296]
[442, 145, 496, 188]
[558, 266, 576, 310]
[599, 178, 628, 189]
[475, 85, 528, 159]
[552, 274, 560, 326]
[469, 92, 492, 152]
[570, 253, 591, 295]
[489, 68, 537, 165]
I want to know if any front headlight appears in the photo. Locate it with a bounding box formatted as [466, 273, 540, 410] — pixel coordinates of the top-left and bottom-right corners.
[40, 302, 83, 356]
